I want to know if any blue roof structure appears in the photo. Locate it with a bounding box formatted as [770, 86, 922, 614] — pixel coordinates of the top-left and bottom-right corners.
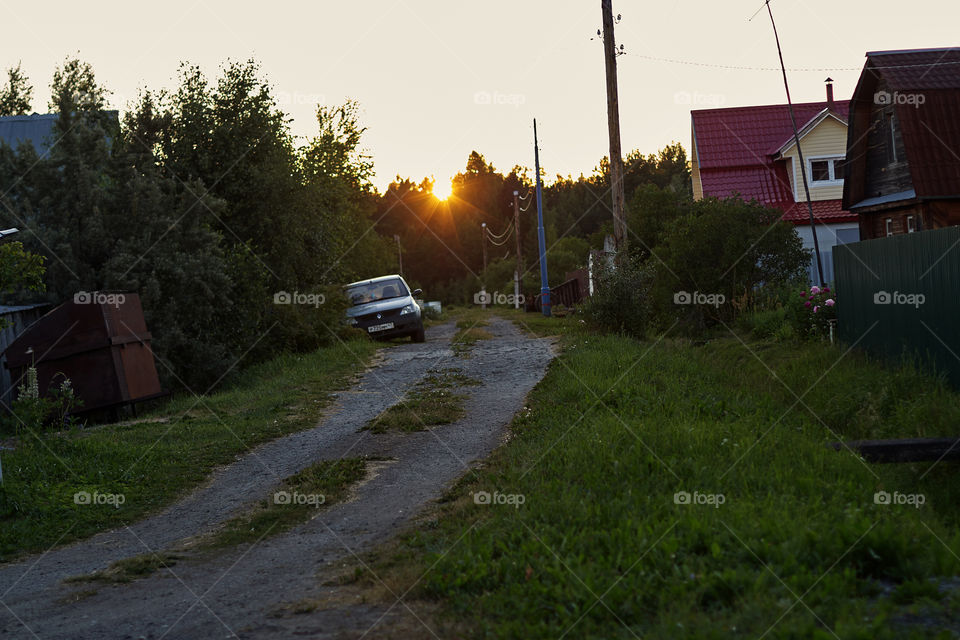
[0, 113, 58, 157]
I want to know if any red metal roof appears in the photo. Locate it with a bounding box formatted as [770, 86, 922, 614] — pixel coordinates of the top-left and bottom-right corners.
[776, 199, 857, 225]
[844, 48, 960, 207]
[693, 100, 850, 169]
[699, 163, 794, 203]
[865, 48, 960, 91]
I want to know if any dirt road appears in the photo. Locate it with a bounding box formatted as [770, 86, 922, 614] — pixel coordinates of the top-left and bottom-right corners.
[0, 316, 554, 639]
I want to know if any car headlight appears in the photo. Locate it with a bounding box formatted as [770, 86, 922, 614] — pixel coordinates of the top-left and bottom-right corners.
[346, 317, 358, 326]
[399, 304, 416, 315]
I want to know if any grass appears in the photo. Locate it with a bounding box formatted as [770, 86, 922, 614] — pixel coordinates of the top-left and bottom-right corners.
[358, 327, 960, 639]
[65, 551, 182, 585]
[201, 457, 369, 548]
[0, 338, 381, 562]
[365, 368, 479, 433]
[451, 313, 492, 357]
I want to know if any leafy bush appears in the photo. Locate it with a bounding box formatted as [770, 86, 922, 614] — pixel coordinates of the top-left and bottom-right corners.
[581, 254, 652, 339]
[587, 190, 810, 337]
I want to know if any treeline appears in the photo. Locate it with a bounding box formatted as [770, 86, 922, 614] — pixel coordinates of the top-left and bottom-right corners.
[0, 58, 394, 391]
[375, 143, 691, 302]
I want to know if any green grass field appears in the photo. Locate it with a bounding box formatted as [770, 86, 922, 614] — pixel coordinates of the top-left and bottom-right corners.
[0, 338, 380, 562]
[366, 317, 960, 639]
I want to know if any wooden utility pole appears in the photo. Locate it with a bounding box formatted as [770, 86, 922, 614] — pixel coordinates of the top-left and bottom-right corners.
[513, 190, 523, 309]
[481, 222, 488, 309]
[601, 0, 627, 254]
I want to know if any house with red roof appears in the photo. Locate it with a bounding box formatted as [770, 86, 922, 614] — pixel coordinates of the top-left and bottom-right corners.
[690, 80, 859, 284]
[842, 48, 960, 239]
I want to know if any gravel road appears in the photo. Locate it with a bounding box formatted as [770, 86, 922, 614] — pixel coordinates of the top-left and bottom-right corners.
[0, 316, 555, 639]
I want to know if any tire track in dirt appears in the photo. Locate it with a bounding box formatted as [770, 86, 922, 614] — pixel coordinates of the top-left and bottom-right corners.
[0, 316, 555, 639]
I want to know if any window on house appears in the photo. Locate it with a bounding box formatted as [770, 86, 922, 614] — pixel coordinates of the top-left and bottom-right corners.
[808, 157, 844, 184]
[907, 215, 916, 233]
[886, 218, 894, 236]
[811, 160, 831, 182]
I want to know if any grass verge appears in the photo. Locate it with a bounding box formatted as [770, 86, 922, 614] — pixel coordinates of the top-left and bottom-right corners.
[365, 369, 479, 433]
[65, 552, 183, 585]
[0, 338, 380, 562]
[201, 457, 370, 548]
[360, 330, 960, 639]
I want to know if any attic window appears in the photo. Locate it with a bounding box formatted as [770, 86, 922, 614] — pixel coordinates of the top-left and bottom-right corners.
[808, 157, 844, 185]
[811, 161, 831, 181]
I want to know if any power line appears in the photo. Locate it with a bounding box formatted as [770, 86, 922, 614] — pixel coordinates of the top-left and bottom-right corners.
[487, 224, 515, 247]
[485, 222, 514, 242]
[626, 52, 857, 73]
[626, 52, 960, 74]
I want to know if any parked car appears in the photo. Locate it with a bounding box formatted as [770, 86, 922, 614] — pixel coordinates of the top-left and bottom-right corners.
[344, 275, 425, 342]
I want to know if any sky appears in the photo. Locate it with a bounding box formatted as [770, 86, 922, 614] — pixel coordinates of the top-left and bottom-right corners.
[3, 0, 959, 191]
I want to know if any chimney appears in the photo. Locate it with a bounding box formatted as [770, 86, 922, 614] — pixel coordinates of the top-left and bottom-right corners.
[825, 77, 835, 110]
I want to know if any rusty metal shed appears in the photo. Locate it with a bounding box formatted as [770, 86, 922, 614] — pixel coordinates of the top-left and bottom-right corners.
[3, 292, 164, 414]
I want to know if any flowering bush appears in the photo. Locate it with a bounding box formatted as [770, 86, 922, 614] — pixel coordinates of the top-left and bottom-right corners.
[2, 367, 82, 435]
[799, 285, 836, 338]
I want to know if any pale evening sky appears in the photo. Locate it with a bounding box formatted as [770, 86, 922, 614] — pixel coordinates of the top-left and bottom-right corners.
[3, 0, 958, 191]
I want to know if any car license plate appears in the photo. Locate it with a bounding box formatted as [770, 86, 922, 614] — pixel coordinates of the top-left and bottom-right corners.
[368, 322, 394, 333]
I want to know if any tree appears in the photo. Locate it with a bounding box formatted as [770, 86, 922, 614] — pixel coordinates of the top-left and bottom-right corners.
[0, 63, 33, 116]
[0, 241, 44, 298]
[647, 196, 809, 331]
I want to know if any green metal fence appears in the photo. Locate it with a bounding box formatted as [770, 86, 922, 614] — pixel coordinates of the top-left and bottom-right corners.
[834, 226, 960, 387]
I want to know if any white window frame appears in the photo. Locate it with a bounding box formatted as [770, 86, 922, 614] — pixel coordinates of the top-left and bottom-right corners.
[886, 218, 894, 237]
[907, 215, 916, 233]
[806, 155, 845, 187]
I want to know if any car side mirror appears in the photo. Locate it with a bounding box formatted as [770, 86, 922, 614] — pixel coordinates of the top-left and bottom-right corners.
[412, 289, 422, 297]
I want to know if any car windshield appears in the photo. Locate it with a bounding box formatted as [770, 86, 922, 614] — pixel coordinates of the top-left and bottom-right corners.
[346, 278, 409, 306]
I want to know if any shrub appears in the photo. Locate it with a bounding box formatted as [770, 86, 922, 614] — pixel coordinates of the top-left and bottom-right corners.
[581, 254, 652, 339]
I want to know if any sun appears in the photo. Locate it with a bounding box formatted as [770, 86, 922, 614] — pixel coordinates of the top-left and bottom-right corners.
[431, 177, 452, 201]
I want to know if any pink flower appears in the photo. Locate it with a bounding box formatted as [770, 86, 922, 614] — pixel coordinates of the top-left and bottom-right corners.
[813, 305, 820, 313]
[825, 298, 835, 307]
[824, 287, 831, 293]
[804, 301, 811, 307]
[809, 294, 815, 300]
[810, 286, 821, 295]
[800, 291, 807, 297]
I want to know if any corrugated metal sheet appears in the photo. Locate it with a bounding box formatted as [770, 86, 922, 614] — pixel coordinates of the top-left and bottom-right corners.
[3, 293, 163, 413]
[0, 114, 57, 156]
[0, 303, 51, 405]
[835, 225, 960, 387]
